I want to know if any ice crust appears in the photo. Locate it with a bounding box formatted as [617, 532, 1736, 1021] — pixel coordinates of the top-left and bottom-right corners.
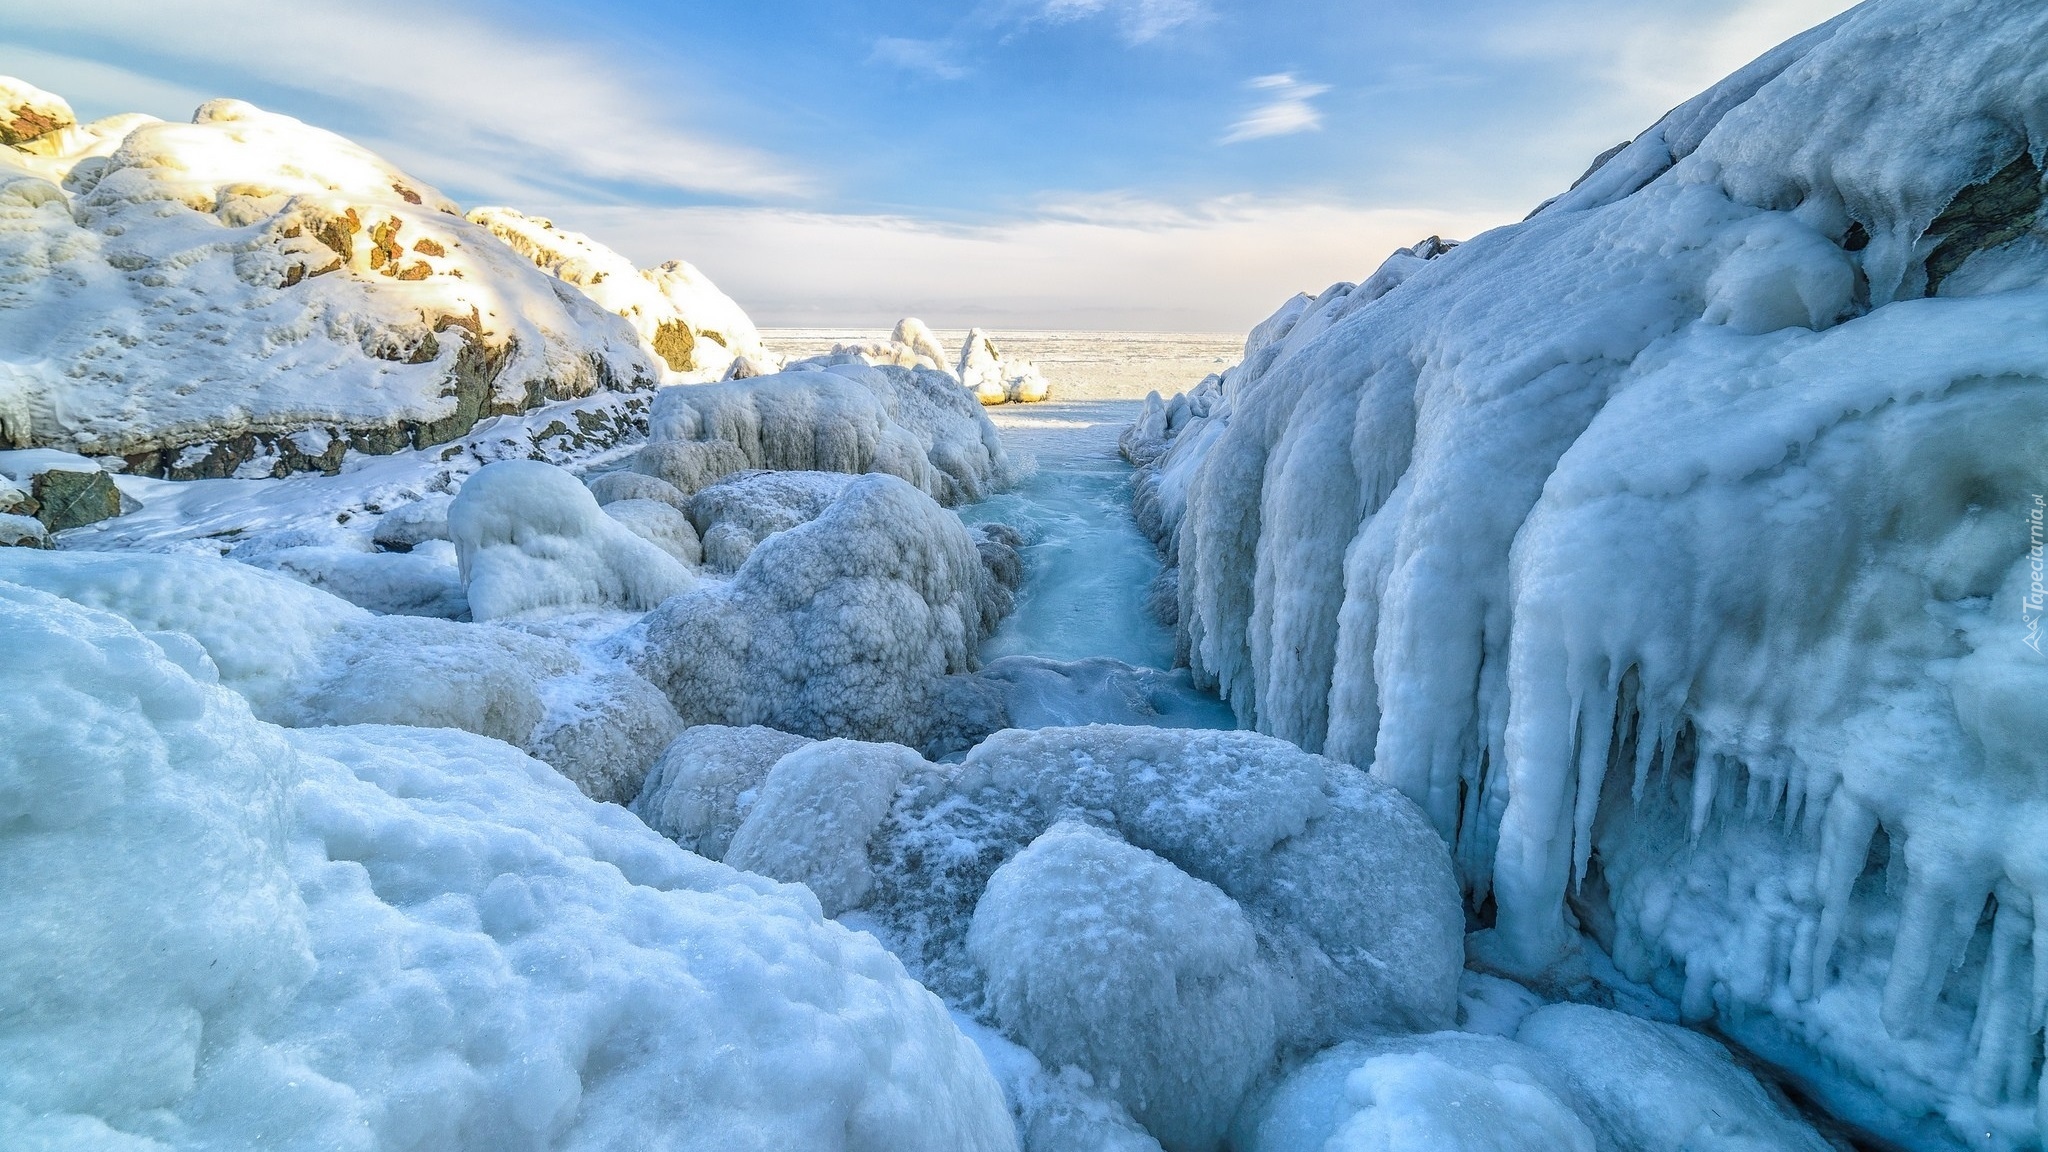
[633, 362, 1016, 505]
[1144, 0, 2048, 1143]
[0, 583, 1017, 1151]
[0, 549, 680, 804]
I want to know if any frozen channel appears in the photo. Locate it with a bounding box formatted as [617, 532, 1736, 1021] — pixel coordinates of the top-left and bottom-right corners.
[963, 399, 1236, 730]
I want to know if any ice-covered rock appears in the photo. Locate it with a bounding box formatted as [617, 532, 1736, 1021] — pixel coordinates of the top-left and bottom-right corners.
[723, 738, 927, 916]
[633, 473, 1011, 755]
[630, 723, 816, 857]
[798, 316, 956, 374]
[959, 328, 1051, 405]
[687, 468, 859, 573]
[0, 583, 1016, 1150]
[585, 467, 690, 511]
[601, 497, 703, 566]
[867, 725, 1463, 1045]
[1155, 1, 2048, 1142]
[470, 206, 765, 378]
[0, 77, 71, 147]
[448, 459, 694, 620]
[633, 362, 1015, 505]
[0, 89, 661, 476]
[968, 821, 1276, 1152]
[0, 549, 680, 803]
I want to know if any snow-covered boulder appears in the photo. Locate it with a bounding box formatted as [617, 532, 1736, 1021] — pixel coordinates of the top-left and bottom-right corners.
[0, 77, 71, 147]
[1234, 1007, 1832, 1152]
[688, 468, 858, 572]
[1158, 1, 2048, 1142]
[470, 206, 765, 379]
[633, 362, 1015, 505]
[959, 328, 1051, 405]
[633, 473, 1011, 755]
[723, 738, 927, 916]
[0, 549, 680, 803]
[0, 89, 660, 477]
[585, 467, 690, 511]
[630, 723, 817, 857]
[969, 821, 1277, 1152]
[0, 584, 1016, 1150]
[448, 459, 694, 620]
[601, 497, 702, 566]
[868, 726, 1463, 1044]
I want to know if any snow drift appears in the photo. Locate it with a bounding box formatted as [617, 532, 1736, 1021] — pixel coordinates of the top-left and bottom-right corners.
[1148, 1, 2048, 1144]
[0, 583, 1016, 1150]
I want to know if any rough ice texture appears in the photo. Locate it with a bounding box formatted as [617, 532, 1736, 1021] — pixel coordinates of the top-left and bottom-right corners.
[968, 822, 1275, 1152]
[630, 724, 816, 857]
[0, 583, 1016, 1150]
[687, 468, 859, 573]
[866, 726, 1462, 1089]
[633, 473, 1014, 756]
[0, 549, 679, 804]
[0, 91, 663, 472]
[723, 738, 926, 916]
[1151, 1, 2048, 1142]
[448, 459, 694, 621]
[469, 206, 765, 379]
[633, 362, 1016, 505]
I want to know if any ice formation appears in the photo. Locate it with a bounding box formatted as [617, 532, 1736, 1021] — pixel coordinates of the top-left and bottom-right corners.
[0, 90, 665, 475]
[627, 723, 1460, 1152]
[632, 472, 1014, 754]
[470, 206, 766, 378]
[1145, 1, 2048, 1143]
[0, 584, 1017, 1150]
[959, 328, 1052, 405]
[633, 362, 1016, 504]
[448, 459, 694, 620]
[0, 549, 679, 804]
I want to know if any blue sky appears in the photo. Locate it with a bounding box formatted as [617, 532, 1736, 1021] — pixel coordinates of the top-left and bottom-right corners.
[0, 0, 1855, 329]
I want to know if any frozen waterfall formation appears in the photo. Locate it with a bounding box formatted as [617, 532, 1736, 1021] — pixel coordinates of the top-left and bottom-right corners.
[1135, 1, 2048, 1145]
[0, 79, 766, 479]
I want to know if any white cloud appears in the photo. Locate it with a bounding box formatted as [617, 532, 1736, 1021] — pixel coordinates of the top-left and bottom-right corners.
[0, 0, 804, 201]
[1033, 0, 1211, 44]
[868, 37, 968, 81]
[543, 196, 1507, 331]
[1221, 74, 1330, 144]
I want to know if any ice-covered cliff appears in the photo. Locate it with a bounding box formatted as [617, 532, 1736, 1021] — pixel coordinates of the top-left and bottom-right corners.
[0, 82, 759, 479]
[1143, 1, 2048, 1145]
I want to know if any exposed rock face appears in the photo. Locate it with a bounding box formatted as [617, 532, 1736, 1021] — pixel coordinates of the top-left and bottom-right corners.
[0, 78, 72, 147]
[30, 469, 120, 531]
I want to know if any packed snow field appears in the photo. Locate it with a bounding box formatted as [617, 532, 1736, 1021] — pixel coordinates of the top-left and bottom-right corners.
[8, 0, 2048, 1148]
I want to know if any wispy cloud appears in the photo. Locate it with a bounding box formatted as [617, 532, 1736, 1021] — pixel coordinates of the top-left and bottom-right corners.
[1030, 0, 1211, 44]
[868, 37, 968, 81]
[0, 0, 806, 202]
[1222, 74, 1330, 144]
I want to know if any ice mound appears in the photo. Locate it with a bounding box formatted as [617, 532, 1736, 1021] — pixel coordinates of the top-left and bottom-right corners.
[448, 459, 694, 620]
[868, 725, 1463, 1043]
[633, 472, 1012, 755]
[470, 205, 766, 379]
[958, 328, 1051, 405]
[804, 316, 955, 373]
[688, 468, 859, 572]
[0, 584, 1017, 1150]
[1148, 1, 2048, 1140]
[585, 467, 690, 511]
[0, 549, 680, 803]
[968, 821, 1276, 1152]
[1235, 1006, 1831, 1152]
[633, 362, 1015, 505]
[0, 90, 662, 475]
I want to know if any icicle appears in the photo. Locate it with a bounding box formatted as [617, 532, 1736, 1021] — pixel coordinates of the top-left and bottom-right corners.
[1571, 676, 1618, 890]
[1972, 885, 2035, 1105]
[1630, 712, 1661, 805]
[1808, 794, 1877, 998]
[1883, 864, 1992, 1041]
[1689, 753, 1720, 844]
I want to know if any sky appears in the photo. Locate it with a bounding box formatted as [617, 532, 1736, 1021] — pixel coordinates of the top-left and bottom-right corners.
[0, 0, 1859, 331]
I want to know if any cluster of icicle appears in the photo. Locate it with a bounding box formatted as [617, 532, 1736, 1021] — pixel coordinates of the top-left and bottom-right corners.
[1146, 1, 2048, 1144]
